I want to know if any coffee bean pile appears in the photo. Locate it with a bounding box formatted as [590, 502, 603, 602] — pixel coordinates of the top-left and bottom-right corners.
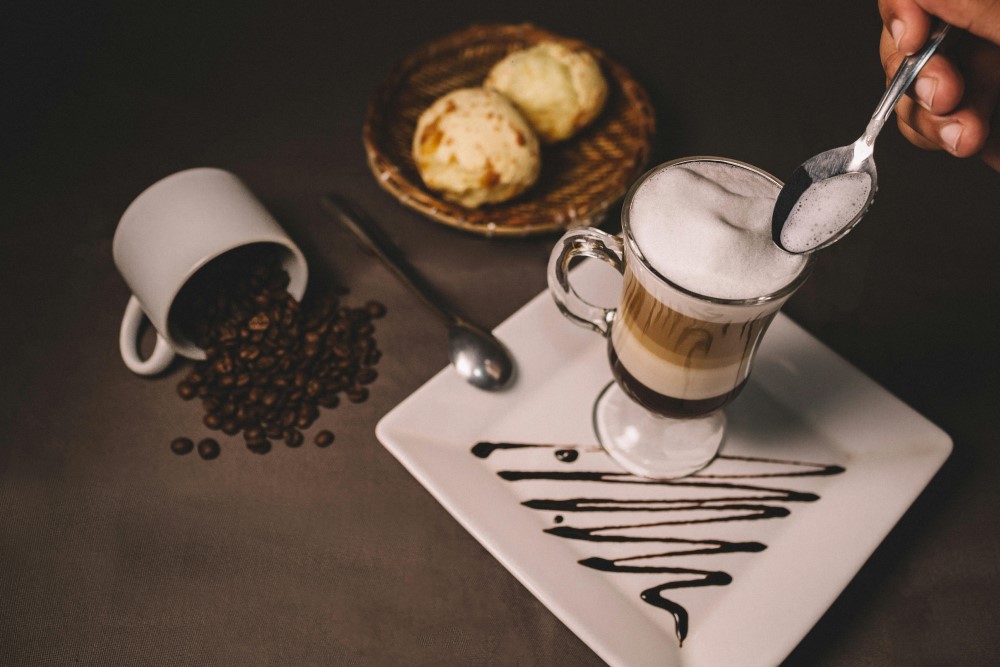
[169, 245, 384, 459]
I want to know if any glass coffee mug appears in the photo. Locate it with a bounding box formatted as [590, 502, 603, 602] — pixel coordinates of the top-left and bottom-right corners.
[548, 157, 813, 479]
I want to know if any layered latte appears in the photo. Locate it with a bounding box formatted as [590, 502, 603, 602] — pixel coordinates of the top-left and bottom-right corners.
[610, 160, 809, 418]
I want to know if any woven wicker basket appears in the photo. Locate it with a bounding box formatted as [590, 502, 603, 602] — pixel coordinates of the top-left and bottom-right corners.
[363, 23, 656, 237]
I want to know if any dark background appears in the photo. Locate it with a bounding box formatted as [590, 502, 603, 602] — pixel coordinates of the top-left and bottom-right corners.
[3, 1, 998, 664]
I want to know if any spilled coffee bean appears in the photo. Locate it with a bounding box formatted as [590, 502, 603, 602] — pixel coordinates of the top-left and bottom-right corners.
[169, 245, 385, 459]
[197, 438, 221, 460]
[170, 437, 194, 456]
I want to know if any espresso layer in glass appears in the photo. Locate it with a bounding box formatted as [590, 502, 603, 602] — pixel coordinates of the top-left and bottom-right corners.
[608, 342, 749, 418]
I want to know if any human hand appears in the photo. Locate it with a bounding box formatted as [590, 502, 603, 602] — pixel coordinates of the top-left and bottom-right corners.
[878, 0, 1000, 171]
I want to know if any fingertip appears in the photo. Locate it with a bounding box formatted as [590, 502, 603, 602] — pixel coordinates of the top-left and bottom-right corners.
[942, 116, 989, 158]
[890, 19, 909, 53]
[911, 54, 965, 115]
[939, 122, 964, 153]
[884, 4, 931, 56]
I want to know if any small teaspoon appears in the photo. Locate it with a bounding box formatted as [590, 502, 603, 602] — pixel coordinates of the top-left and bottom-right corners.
[772, 21, 952, 254]
[321, 195, 516, 391]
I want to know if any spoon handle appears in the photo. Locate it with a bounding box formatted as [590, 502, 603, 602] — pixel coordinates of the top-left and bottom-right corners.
[865, 21, 951, 146]
[320, 194, 458, 326]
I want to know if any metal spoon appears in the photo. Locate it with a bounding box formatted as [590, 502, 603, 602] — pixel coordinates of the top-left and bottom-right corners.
[772, 21, 951, 254]
[320, 195, 516, 391]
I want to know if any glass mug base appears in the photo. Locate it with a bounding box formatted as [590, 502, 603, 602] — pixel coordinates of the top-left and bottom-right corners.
[592, 381, 725, 479]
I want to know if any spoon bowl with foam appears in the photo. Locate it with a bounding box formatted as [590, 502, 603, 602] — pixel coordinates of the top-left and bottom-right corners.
[772, 21, 951, 254]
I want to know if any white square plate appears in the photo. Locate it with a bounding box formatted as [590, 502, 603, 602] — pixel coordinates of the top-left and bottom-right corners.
[376, 263, 951, 666]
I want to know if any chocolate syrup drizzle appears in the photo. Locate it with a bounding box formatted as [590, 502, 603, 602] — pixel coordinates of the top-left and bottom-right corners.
[470, 441, 845, 647]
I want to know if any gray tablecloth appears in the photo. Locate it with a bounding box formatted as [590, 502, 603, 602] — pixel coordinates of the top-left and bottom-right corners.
[3, 1, 999, 664]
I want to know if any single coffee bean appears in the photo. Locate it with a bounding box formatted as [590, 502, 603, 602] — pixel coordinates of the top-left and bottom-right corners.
[318, 393, 340, 409]
[197, 438, 221, 460]
[248, 313, 271, 331]
[356, 368, 378, 385]
[170, 437, 194, 455]
[314, 430, 335, 447]
[347, 386, 369, 403]
[203, 413, 222, 430]
[365, 300, 387, 319]
[284, 429, 304, 448]
[176, 382, 197, 400]
[247, 439, 271, 455]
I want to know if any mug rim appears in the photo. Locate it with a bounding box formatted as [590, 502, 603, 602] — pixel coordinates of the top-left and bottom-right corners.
[620, 156, 815, 307]
[164, 239, 308, 359]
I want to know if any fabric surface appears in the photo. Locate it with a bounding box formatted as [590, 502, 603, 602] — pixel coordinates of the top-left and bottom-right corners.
[3, 1, 998, 665]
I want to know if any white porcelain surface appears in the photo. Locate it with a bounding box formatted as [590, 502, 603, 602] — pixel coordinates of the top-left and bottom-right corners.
[376, 261, 952, 667]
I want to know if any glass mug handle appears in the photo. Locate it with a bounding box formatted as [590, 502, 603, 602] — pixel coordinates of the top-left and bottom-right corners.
[547, 228, 624, 337]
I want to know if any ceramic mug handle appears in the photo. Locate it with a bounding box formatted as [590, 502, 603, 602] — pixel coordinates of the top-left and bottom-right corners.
[547, 227, 624, 337]
[119, 295, 175, 375]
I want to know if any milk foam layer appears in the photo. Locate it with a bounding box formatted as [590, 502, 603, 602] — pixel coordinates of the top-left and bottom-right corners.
[629, 161, 806, 300]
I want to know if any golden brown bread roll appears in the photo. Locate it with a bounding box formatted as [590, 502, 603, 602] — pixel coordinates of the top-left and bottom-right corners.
[412, 87, 541, 208]
[485, 41, 608, 143]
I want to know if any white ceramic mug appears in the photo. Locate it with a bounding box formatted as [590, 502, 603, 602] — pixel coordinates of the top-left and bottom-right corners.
[112, 168, 308, 375]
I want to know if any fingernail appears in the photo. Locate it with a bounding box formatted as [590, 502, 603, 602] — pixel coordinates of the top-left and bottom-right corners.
[890, 19, 907, 51]
[915, 77, 937, 110]
[940, 123, 963, 152]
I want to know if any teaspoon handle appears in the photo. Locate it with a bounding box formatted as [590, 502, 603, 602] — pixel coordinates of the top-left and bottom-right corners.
[865, 21, 951, 145]
[320, 194, 458, 327]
